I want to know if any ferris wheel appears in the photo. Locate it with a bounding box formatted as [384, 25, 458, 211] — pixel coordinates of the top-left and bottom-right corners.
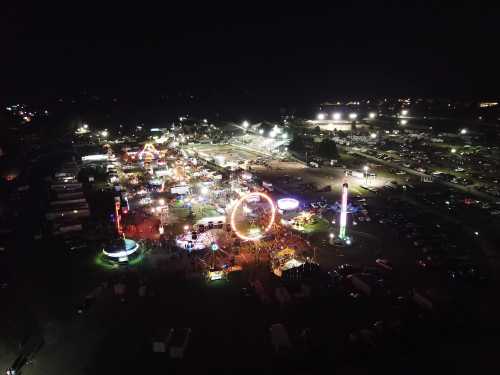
[230, 192, 276, 241]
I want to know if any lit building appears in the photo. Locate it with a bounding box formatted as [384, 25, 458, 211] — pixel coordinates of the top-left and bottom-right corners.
[479, 102, 498, 108]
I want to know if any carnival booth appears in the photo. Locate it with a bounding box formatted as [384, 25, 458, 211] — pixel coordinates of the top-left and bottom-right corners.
[271, 247, 305, 277]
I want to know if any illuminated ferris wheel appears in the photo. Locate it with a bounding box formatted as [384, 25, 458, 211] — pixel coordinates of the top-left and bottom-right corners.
[230, 192, 276, 241]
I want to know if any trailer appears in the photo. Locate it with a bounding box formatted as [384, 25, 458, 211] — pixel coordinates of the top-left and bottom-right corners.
[56, 191, 84, 200]
[50, 198, 87, 206]
[53, 224, 83, 235]
[50, 182, 82, 192]
[45, 208, 90, 221]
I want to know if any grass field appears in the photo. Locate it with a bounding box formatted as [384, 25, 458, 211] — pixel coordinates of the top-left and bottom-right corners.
[293, 217, 330, 234]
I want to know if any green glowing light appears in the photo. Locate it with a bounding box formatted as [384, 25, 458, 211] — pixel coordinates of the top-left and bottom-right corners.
[95, 250, 145, 270]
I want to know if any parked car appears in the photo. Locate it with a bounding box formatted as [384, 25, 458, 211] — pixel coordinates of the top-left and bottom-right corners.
[76, 295, 96, 315]
[375, 258, 393, 271]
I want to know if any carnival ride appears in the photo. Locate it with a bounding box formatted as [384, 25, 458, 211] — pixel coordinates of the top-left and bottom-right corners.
[101, 195, 140, 263]
[230, 192, 276, 241]
[138, 143, 160, 161]
[175, 229, 218, 251]
[339, 182, 349, 241]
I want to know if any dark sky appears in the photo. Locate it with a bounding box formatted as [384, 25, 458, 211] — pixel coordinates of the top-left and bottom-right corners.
[1, 2, 499, 103]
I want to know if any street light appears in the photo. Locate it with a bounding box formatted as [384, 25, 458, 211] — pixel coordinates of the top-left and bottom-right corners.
[317, 113, 326, 121]
[242, 120, 249, 128]
[100, 130, 108, 138]
[460, 128, 467, 135]
[370, 132, 377, 139]
[368, 112, 376, 119]
[451, 148, 457, 154]
[401, 109, 409, 116]
[332, 112, 342, 121]
[348, 113, 358, 120]
[400, 119, 408, 125]
[259, 129, 264, 135]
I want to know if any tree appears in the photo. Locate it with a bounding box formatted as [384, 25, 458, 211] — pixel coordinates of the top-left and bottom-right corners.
[289, 136, 306, 152]
[318, 139, 339, 159]
[257, 122, 273, 136]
